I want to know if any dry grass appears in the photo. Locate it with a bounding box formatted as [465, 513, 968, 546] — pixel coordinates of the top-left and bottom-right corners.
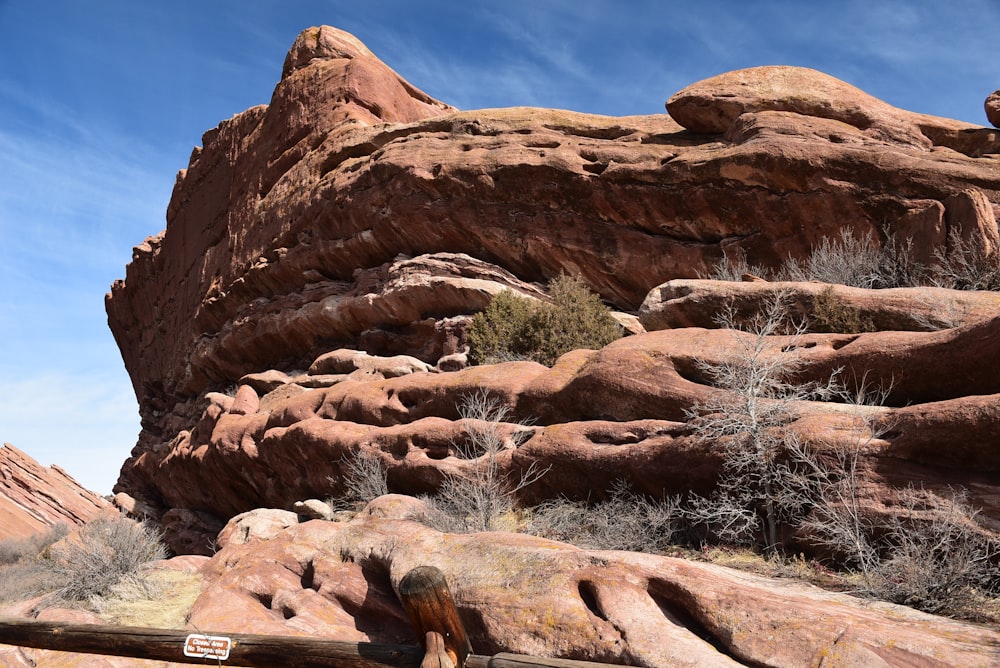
[93, 568, 203, 628]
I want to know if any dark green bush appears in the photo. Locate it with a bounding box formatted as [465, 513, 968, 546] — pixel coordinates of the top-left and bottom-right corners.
[467, 275, 622, 366]
[466, 290, 536, 365]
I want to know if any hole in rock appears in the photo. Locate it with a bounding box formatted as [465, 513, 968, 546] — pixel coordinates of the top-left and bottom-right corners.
[301, 560, 317, 591]
[254, 592, 273, 609]
[280, 604, 296, 620]
[830, 335, 861, 350]
[583, 162, 608, 175]
[577, 580, 609, 622]
[647, 578, 734, 659]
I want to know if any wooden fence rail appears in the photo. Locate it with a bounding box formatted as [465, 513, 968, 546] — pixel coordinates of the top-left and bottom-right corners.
[0, 566, 634, 668]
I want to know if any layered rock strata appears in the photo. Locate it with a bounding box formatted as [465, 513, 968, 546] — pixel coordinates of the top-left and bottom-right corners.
[105, 26, 1000, 555]
[0, 443, 111, 541]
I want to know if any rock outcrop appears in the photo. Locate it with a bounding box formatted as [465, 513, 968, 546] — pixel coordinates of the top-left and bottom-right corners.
[639, 278, 1000, 332]
[4, 498, 999, 667]
[105, 23, 1000, 578]
[0, 443, 111, 541]
[106, 27, 1000, 455]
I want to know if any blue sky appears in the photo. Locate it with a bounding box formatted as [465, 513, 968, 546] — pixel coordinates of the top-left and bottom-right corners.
[1, 1, 997, 494]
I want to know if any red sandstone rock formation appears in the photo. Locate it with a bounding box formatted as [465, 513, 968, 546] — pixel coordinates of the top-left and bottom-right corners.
[106, 27, 1000, 428]
[0, 443, 111, 541]
[105, 25, 1000, 562]
[4, 498, 998, 666]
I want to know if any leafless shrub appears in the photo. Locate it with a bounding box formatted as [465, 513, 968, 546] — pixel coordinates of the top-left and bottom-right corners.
[685, 295, 841, 552]
[424, 391, 546, 533]
[779, 229, 928, 289]
[330, 448, 390, 510]
[869, 488, 999, 615]
[700, 247, 770, 281]
[789, 383, 999, 618]
[528, 482, 681, 552]
[0, 524, 68, 565]
[932, 228, 1000, 291]
[0, 525, 72, 603]
[0, 560, 57, 603]
[48, 514, 167, 604]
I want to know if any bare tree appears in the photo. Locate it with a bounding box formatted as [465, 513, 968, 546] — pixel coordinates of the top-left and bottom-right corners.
[426, 391, 545, 533]
[685, 295, 840, 552]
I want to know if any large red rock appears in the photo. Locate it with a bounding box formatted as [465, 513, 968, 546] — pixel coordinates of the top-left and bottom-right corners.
[195, 501, 1000, 666]
[7, 500, 997, 666]
[640, 278, 1000, 332]
[117, 320, 1000, 553]
[105, 28, 1000, 457]
[0, 443, 111, 541]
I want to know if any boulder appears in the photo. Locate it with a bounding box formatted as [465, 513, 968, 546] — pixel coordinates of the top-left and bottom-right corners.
[987, 89, 1000, 128]
[228, 384, 260, 415]
[293, 498, 335, 521]
[666, 65, 933, 146]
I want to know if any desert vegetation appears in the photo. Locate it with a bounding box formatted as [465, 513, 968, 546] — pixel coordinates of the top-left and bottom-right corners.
[327, 287, 1000, 621]
[708, 227, 1000, 292]
[0, 514, 169, 615]
[467, 274, 622, 365]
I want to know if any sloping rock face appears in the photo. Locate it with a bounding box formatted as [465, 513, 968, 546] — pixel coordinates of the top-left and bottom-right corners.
[5, 499, 997, 667]
[0, 443, 111, 541]
[107, 26, 1000, 552]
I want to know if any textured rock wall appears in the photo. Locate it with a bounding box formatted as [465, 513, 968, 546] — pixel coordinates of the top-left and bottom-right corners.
[105, 26, 1000, 549]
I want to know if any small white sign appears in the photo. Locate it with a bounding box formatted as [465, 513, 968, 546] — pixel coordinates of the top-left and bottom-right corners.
[184, 633, 232, 661]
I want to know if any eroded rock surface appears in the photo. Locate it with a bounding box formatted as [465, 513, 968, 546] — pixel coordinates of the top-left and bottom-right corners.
[0, 443, 111, 541]
[106, 28, 1000, 484]
[103, 25, 1000, 641]
[7, 499, 997, 667]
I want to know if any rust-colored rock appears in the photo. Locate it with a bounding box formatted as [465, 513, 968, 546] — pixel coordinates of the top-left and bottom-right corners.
[0, 443, 111, 541]
[987, 89, 1000, 128]
[640, 278, 1000, 331]
[105, 28, 1000, 470]
[113, 317, 1000, 554]
[11, 499, 995, 667]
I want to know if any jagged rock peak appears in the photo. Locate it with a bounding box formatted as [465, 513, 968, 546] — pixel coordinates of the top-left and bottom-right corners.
[281, 25, 376, 77]
[279, 25, 454, 120]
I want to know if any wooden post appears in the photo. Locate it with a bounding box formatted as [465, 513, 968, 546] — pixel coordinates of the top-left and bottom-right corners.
[398, 566, 472, 668]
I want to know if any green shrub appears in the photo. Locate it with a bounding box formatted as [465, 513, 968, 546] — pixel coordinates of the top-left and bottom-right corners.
[467, 275, 622, 366]
[467, 290, 537, 365]
[808, 286, 878, 333]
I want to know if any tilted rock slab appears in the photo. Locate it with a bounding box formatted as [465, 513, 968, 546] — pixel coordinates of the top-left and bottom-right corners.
[0, 443, 111, 541]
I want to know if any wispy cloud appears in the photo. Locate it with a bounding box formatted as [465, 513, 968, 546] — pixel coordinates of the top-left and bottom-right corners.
[0, 369, 138, 495]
